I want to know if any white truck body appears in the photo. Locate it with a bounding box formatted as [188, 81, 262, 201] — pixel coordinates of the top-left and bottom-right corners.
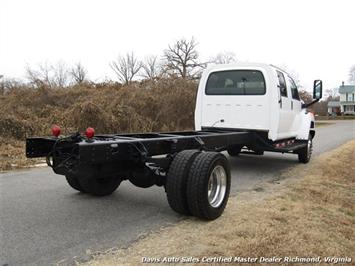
[195, 63, 315, 141]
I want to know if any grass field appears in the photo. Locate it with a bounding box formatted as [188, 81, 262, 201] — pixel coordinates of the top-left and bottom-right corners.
[0, 78, 197, 171]
[82, 140, 355, 265]
[0, 137, 43, 171]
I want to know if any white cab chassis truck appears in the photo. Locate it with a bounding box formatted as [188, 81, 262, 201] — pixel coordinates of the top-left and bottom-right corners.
[26, 63, 322, 220]
[195, 63, 321, 156]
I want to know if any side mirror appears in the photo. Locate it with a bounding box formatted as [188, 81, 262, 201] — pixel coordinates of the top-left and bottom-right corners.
[313, 80, 322, 99]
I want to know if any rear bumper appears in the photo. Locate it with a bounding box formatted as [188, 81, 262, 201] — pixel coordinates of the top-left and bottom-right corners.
[26, 137, 57, 158]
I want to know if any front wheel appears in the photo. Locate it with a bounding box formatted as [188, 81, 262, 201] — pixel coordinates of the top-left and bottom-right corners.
[298, 135, 313, 163]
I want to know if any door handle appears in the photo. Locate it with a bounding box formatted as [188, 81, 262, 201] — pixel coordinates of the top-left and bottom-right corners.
[291, 101, 293, 110]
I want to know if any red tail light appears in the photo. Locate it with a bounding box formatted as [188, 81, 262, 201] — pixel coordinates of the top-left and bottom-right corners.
[51, 125, 61, 137]
[85, 127, 95, 138]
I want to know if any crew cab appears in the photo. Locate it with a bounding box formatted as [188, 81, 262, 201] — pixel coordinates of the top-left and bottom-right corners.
[195, 63, 321, 157]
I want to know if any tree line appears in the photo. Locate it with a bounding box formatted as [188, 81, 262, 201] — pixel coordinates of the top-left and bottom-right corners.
[0, 37, 237, 89]
[1, 36, 354, 113]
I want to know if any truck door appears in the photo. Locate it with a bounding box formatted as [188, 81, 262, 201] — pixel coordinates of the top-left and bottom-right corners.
[276, 70, 293, 137]
[287, 76, 302, 135]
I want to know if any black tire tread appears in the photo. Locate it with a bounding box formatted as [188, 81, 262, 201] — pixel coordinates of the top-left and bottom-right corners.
[186, 152, 230, 220]
[79, 176, 121, 196]
[298, 134, 312, 164]
[65, 174, 86, 193]
[166, 150, 200, 215]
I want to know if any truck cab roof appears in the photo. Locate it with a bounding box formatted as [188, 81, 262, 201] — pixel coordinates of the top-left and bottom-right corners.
[206, 62, 289, 76]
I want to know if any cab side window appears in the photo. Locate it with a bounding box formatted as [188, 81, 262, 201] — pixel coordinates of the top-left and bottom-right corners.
[277, 71, 287, 97]
[288, 77, 300, 100]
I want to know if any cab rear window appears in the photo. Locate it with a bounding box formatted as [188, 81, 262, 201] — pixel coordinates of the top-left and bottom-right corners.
[205, 70, 266, 95]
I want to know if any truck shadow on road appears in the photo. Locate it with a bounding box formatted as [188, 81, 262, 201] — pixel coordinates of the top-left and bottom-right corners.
[56, 152, 301, 232]
[68, 152, 299, 209]
[228, 152, 299, 171]
[226, 152, 299, 194]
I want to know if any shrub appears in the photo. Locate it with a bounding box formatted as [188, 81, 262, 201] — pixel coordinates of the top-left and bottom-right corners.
[0, 78, 198, 139]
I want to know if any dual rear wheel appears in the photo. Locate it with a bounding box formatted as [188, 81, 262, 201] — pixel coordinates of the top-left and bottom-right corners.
[64, 150, 232, 220]
[166, 150, 231, 220]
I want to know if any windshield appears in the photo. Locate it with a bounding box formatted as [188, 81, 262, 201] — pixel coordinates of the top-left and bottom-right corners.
[205, 70, 266, 95]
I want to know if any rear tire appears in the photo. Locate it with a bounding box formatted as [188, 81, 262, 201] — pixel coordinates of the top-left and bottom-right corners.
[227, 145, 242, 156]
[65, 174, 86, 193]
[186, 152, 231, 220]
[166, 150, 200, 215]
[79, 175, 121, 196]
[298, 135, 313, 163]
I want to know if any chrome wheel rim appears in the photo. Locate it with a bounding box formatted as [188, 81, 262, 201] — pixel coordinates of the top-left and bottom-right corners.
[207, 165, 227, 208]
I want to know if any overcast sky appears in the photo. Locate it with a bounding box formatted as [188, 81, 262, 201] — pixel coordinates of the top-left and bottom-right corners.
[1, 0, 354, 90]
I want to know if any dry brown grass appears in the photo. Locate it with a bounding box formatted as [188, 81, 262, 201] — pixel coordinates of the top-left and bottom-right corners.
[0, 137, 42, 171]
[0, 79, 197, 138]
[0, 78, 197, 170]
[82, 140, 355, 266]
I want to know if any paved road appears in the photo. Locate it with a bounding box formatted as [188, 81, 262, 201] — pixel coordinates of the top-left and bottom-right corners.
[1, 121, 354, 265]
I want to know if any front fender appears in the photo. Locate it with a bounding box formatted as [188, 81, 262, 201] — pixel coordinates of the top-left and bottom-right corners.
[296, 112, 315, 140]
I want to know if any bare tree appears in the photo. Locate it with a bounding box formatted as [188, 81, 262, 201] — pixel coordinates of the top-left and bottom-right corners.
[349, 65, 355, 84]
[70, 62, 88, 84]
[52, 61, 69, 87]
[26, 62, 51, 87]
[26, 61, 70, 88]
[110, 52, 142, 85]
[142, 55, 162, 80]
[0, 77, 25, 94]
[210, 51, 237, 64]
[325, 87, 339, 100]
[163, 37, 204, 79]
[313, 101, 328, 116]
